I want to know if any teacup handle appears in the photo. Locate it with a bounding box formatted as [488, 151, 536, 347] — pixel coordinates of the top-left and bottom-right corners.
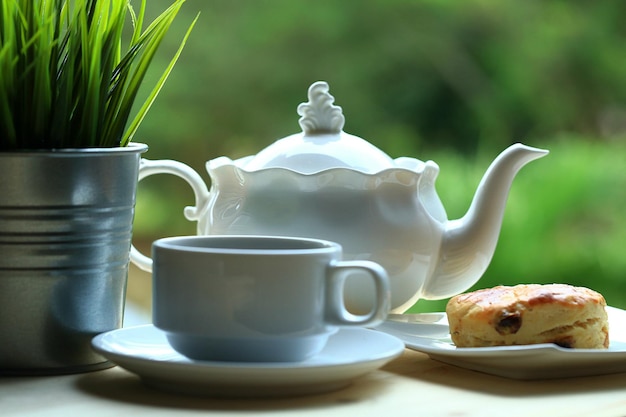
[130, 158, 210, 272]
[325, 261, 390, 327]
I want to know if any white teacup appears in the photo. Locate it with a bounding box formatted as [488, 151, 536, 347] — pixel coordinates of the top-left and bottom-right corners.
[149, 235, 390, 362]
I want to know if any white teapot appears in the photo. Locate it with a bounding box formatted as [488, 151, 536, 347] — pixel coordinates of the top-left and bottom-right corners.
[132, 81, 548, 313]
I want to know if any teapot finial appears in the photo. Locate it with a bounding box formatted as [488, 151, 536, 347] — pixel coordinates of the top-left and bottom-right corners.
[297, 81, 345, 134]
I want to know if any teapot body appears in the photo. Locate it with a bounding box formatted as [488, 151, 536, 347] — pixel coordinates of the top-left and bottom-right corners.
[129, 82, 548, 313]
[203, 157, 447, 313]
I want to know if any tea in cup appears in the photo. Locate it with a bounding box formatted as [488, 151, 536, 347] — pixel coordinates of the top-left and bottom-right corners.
[149, 235, 390, 362]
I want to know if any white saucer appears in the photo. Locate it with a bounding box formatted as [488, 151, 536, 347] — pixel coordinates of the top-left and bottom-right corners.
[376, 306, 626, 379]
[91, 325, 404, 397]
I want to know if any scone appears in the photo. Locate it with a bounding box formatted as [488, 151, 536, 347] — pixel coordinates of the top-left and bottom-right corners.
[446, 284, 609, 349]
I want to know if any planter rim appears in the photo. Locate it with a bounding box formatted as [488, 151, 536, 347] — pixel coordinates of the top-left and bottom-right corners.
[0, 142, 148, 156]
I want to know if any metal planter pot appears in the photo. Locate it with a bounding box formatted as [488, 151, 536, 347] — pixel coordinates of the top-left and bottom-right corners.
[0, 143, 148, 375]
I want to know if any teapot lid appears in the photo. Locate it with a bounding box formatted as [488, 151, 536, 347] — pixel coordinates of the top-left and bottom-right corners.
[243, 81, 395, 174]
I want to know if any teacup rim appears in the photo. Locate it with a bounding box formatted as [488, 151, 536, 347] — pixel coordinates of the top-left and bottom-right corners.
[152, 235, 341, 255]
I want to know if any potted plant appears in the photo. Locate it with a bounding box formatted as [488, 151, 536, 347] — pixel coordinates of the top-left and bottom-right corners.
[0, 0, 197, 374]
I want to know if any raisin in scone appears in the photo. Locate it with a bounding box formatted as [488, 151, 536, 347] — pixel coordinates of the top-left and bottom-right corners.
[446, 284, 609, 349]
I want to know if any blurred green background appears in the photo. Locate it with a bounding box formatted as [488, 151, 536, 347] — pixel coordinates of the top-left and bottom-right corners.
[128, 0, 626, 313]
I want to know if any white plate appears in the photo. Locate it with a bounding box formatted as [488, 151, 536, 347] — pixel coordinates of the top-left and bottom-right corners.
[376, 306, 626, 379]
[92, 325, 404, 397]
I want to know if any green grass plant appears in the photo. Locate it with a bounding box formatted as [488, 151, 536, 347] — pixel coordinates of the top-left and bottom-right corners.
[0, 0, 197, 150]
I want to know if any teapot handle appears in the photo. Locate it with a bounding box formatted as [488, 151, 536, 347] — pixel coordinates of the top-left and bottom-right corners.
[130, 158, 210, 272]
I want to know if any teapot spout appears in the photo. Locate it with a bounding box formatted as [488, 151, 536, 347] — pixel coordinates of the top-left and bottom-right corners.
[425, 143, 548, 299]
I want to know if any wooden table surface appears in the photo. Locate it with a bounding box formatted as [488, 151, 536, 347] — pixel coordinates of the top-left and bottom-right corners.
[3, 346, 626, 417]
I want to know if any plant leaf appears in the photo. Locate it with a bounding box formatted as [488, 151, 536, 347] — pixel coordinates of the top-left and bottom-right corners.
[123, 12, 199, 146]
[0, 0, 195, 150]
